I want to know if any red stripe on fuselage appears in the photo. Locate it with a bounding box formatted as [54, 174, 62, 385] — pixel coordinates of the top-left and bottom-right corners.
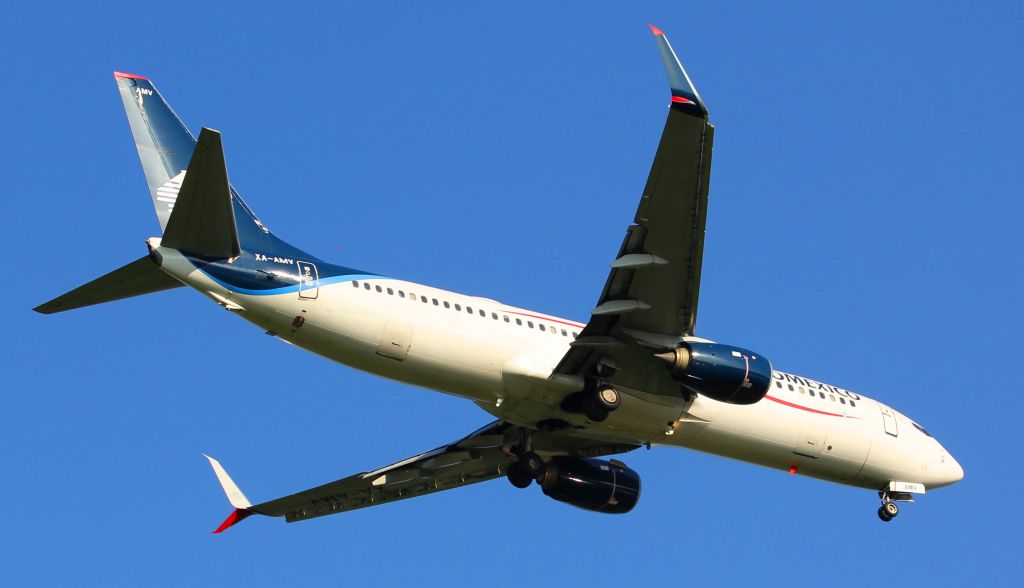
[502, 309, 585, 329]
[764, 394, 857, 418]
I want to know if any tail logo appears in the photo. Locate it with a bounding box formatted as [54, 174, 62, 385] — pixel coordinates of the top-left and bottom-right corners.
[156, 171, 185, 213]
[134, 86, 153, 108]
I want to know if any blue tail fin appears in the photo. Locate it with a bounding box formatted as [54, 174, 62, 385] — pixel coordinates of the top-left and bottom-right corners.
[114, 72, 195, 231]
[115, 71, 309, 261]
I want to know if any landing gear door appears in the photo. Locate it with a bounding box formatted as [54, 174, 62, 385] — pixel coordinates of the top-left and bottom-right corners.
[297, 261, 319, 299]
[879, 403, 898, 437]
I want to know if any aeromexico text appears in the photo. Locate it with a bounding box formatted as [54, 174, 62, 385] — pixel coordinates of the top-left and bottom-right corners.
[772, 371, 861, 401]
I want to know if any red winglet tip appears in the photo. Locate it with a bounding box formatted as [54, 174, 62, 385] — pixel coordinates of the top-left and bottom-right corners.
[647, 23, 665, 36]
[113, 71, 149, 81]
[789, 466, 798, 475]
[212, 508, 252, 534]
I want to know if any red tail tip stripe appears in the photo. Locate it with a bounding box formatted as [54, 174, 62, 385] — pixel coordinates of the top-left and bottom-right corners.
[647, 23, 665, 36]
[212, 508, 252, 534]
[113, 71, 150, 81]
[671, 96, 694, 104]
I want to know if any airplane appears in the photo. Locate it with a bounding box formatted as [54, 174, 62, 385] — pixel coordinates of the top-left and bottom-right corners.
[35, 25, 963, 531]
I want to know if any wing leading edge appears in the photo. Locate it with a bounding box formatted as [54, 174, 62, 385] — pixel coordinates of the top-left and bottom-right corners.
[555, 26, 714, 387]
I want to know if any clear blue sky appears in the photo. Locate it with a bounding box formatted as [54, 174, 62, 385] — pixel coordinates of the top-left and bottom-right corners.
[3, 1, 1020, 585]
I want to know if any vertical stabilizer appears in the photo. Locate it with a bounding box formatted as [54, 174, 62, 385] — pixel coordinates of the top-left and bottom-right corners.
[114, 72, 196, 231]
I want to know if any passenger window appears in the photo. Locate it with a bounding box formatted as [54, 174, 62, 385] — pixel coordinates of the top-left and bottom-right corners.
[455, 303, 462, 311]
[375, 285, 382, 293]
[466, 306, 473, 313]
[775, 381, 781, 388]
[504, 316, 510, 323]
[387, 288, 394, 295]
[480, 310, 486, 317]
[443, 301, 450, 309]
[352, 280, 359, 288]
[572, 331, 579, 339]
[527, 321, 534, 328]
[432, 298, 439, 306]
[492, 313, 498, 320]
[830, 394, 836, 402]
[798, 387, 804, 394]
[421, 296, 428, 303]
[539, 324, 545, 332]
[398, 291, 405, 298]
[364, 283, 371, 290]
[561, 329, 568, 336]
[515, 318, 523, 326]
[787, 384, 794, 392]
[819, 392, 825, 399]
[850, 401, 856, 407]
[840, 397, 846, 405]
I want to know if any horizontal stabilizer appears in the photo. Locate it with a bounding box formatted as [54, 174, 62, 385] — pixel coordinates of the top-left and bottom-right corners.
[161, 128, 241, 259]
[34, 255, 182, 314]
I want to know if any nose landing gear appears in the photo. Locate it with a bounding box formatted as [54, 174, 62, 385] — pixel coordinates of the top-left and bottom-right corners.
[876, 488, 914, 522]
[877, 500, 899, 522]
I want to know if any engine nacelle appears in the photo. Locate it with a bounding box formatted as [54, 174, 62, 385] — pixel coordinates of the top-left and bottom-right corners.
[655, 342, 772, 405]
[539, 456, 640, 514]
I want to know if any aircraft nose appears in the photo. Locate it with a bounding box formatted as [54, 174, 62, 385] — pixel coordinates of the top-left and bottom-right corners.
[933, 450, 964, 488]
[948, 455, 964, 484]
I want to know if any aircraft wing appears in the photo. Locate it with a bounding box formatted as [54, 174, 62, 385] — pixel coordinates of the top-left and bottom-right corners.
[206, 421, 638, 531]
[554, 26, 714, 383]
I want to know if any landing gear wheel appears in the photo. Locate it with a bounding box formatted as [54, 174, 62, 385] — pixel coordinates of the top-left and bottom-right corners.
[595, 386, 621, 411]
[518, 451, 546, 480]
[582, 395, 609, 422]
[877, 501, 899, 522]
[883, 501, 899, 518]
[506, 466, 532, 489]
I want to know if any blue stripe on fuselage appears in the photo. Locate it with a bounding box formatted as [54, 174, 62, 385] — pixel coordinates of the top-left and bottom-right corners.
[201, 270, 383, 296]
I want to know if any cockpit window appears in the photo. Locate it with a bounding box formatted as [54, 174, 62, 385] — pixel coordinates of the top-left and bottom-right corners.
[911, 422, 932, 437]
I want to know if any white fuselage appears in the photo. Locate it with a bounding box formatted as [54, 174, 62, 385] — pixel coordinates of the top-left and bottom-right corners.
[156, 242, 963, 493]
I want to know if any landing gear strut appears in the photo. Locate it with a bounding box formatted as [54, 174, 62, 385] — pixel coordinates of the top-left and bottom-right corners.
[877, 491, 901, 522]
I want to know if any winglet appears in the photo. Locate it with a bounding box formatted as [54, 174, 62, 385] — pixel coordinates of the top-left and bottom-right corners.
[204, 454, 252, 508]
[204, 454, 254, 533]
[649, 27, 707, 118]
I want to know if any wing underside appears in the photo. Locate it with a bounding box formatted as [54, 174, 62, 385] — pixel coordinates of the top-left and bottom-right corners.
[207, 421, 638, 529]
[554, 27, 714, 392]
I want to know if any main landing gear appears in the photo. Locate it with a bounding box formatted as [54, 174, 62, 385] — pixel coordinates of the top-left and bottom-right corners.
[507, 451, 546, 488]
[506, 429, 548, 489]
[582, 386, 621, 422]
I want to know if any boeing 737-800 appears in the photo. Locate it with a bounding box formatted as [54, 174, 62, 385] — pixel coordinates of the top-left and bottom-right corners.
[35, 26, 962, 531]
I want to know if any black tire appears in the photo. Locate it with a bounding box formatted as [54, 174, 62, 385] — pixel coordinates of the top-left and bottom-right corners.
[519, 452, 547, 480]
[507, 467, 532, 489]
[877, 506, 893, 522]
[582, 394, 610, 422]
[883, 501, 899, 518]
[595, 387, 621, 411]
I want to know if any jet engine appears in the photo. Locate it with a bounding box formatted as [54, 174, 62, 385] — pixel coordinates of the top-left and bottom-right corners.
[538, 456, 640, 514]
[655, 342, 772, 405]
